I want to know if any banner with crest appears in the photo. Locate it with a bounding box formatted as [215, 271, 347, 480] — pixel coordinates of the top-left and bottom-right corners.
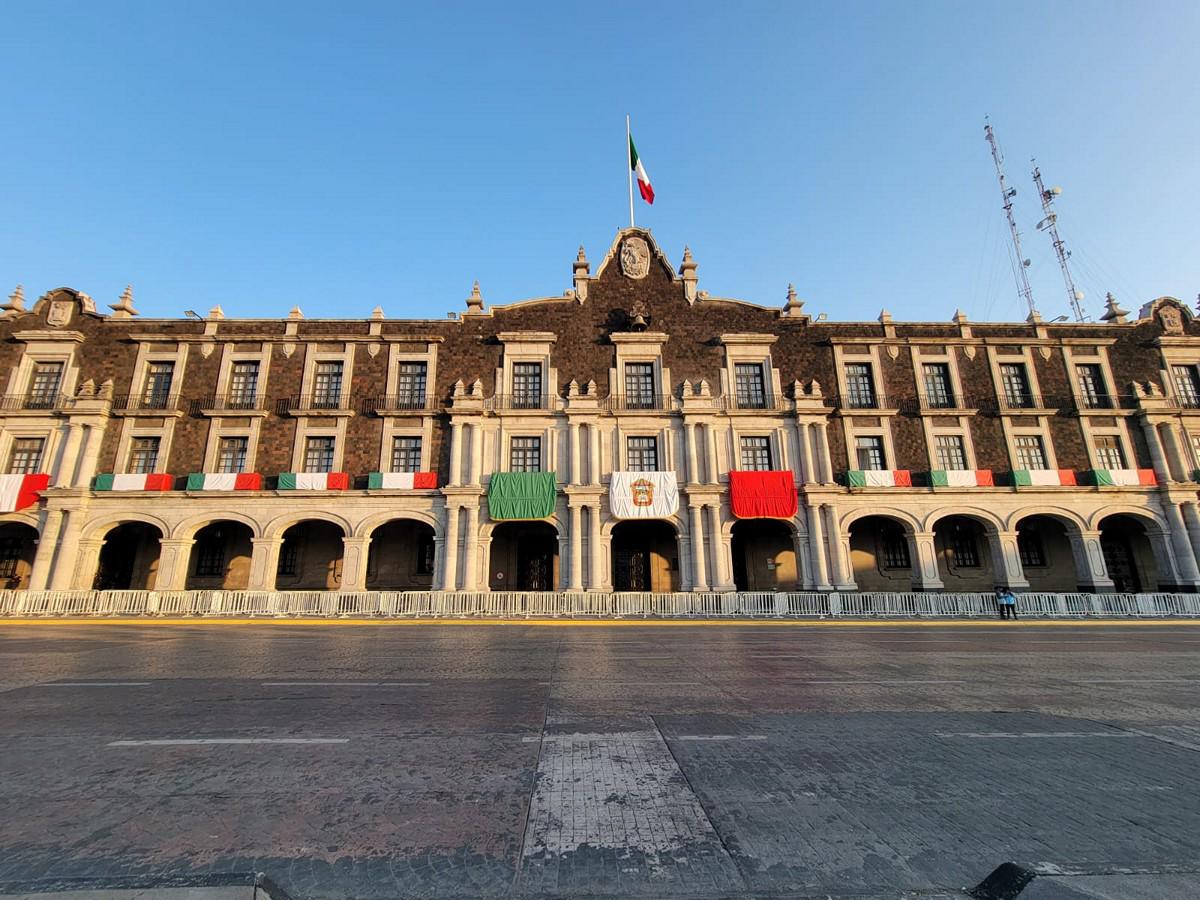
[609, 471, 680, 520]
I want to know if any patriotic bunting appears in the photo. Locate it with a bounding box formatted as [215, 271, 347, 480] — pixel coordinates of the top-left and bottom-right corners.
[367, 472, 439, 489]
[94, 473, 174, 491]
[609, 471, 680, 519]
[0, 473, 49, 512]
[847, 470, 912, 488]
[1012, 469, 1077, 487]
[186, 473, 262, 491]
[277, 472, 350, 490]
[728, 470, 798, 519]
[929, 470, 994, 487]
[1089, 468, 1157, 487]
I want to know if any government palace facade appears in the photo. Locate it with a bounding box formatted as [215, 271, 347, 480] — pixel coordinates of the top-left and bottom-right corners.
[2, 227, 1200, 597]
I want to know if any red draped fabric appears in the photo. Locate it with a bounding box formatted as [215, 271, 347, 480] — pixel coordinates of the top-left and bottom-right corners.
[729, 470, 798, 519]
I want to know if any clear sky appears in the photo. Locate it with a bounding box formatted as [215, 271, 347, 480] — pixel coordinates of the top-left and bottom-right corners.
[2, 1, 1197, 323]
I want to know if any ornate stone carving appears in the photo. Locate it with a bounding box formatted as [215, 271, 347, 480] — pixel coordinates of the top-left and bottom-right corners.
[619, 237, 651, 280]
[367, 343, 381, 358]
[1158, 305, 1184, 335]
[47, 300, 73, 327]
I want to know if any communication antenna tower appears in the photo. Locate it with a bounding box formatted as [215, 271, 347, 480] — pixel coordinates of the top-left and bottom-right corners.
[984, 120, 1037, 318]
[1032, 162, 1089, 322]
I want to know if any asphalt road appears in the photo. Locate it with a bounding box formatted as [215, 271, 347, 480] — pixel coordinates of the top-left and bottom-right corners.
[1, 619, 1199, 899]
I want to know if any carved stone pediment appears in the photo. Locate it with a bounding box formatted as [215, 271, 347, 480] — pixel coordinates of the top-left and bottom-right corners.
[619, 237, 651, 280]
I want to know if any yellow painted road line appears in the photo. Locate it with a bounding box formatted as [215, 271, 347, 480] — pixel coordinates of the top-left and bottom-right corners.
[3, 617, 1200, 628]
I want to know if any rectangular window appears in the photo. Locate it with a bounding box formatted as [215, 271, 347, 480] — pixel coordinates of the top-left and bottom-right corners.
[510, 436, 541, 472]
[1094, 435, 1126, 470]
[128, 437, 160, 474]
[734, 363, 768, 409]
[1173, 365, 1200, 408]
[513, 362, 542, 409]
[934, 435, 968, 470]
[229, 361, 260, 408]
[845, 363, 877, 408]
[277, 539, 299, 577]
[855, 435, 886, 470]
[216, 437, 248, 474]
[391, 436, 422, 473]
[1075, 363, 1110, 409]
[1018, 532, 1046, 568]
[7, 438, 45, 474]
[739, 436, 772, 470]
[1191, 434, 1200, 469]
[28, 362, 64, 408]
[1000, 363, 1033, 408]
[881, 533, 911, 569]
[625, 362, 656, 409]
[303, 436, 336, 473]
[0, 535, 23, 581]
[951, 533, 980, 567]
[142, 361, 175, 408]
[395, 361, 428, 409]
[312, 361, 344, 408]
[194, 537, 224, 577]
[1014, 435, 1048, 470]
[922, 363, 955, 408]
[626, 436, 659, 471]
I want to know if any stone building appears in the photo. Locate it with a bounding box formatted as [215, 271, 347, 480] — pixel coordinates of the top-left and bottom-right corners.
[2, 228, 1200, 596]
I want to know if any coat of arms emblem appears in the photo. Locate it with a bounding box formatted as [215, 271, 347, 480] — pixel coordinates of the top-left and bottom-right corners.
[47, 301, 73, 327]
[631, 477, 654, 507]
[619, 237, 651, 280]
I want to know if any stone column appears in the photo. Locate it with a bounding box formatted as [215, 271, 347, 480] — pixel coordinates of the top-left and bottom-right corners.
[441, 504, 460, 590]
[685, 423, 699, 483]
[707, 503, 729, 588]
[1182, 502, 1200, 577]
[806, 502, 832, 590]
[823, 504, 854, 589]
[1162, 501, 1200, 585]
[72, 538, 104, 590]
[797, 422, 815, 484]
[247, 537, 284, 591]
[462, 505, 480, 590]
[470, 424, 483, 485]
[55, 423, 85, 488]
[29, 510, 63, 590]
[339, 537, 372, 592]
[989, 530, 1029, 590]
[449, 422, 464, 486]
[154, 538, 193, 592]
[76, 423, 106, 488]
[689, 503, 709, 591]
[590, 424, 602, 484]
[817, 423, 834, 484]
[1140, 419, 1172, 484]
[588, 504, 603, 589]
[909, 531, 944, 591]
[1160, 423, 1189, 483]
[1068, 529, 1114, 592]
[568, 504, 583, 590]
[570, 422, 582, 486]
[705, 424, 719, 484]
[44, 510, 84, 591]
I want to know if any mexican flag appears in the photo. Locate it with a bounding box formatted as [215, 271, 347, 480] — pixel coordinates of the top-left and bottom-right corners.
[367, 472, 439, 489]
[609, 471, 679, 519]
[847, 469, 912, 488]
[930, 470, 994, 487]
[1090, 468, 1156, 487]
[186, 473, 262, 491]
[629, 134, 654, 204]
[0, 473, 49, 512]
[278, 472, 350, 490]
[1012, 469, 1077, 487]
[95, 473, 173, 491]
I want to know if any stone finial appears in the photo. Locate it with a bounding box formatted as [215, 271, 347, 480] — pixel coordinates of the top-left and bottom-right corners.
[208, 305, 225, 320]
[585, 379, 597, 396]
[471, 378, 483, 397]
[1130, 381, 1147, 399]
[77, 378, 96, 397]
[782, 283, 806, 318]
[2, 285, 25, 316]
[791, 379, 803, 399]
[98, 379, 114, 399]
[465, 281, 484, 313]
[1147, 379, 1164, 398]
[288, 306, 304, 319]
[680, 246, 699, 304]
[952, 309, 969, 324]
[567, 379, 580, 398]
[452, 379, 466, 398]
[109, 284, 139, 319]
[572, 247, 590, 303]
[1026, 309, 1043, 324]
[1100, 292, 1129, 324]
[682, 378, 692, 396]
[698, 379, 712, 398]
[878, 309, 893, 324]
[371, 305, 385, 320]
[808, 378, 822, 397]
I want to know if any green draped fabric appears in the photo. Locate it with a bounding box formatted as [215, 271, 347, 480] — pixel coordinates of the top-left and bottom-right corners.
[488, 471, 557, 520]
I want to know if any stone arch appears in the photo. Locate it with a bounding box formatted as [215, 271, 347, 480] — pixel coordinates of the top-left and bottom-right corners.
[274, 518, 347, 590]
[482, 514, 565, 541]
[1010, 511, 1085, 592]
[91, 520, 165, 590]
[1095, 510, 1170, 592]
[0, 521, 40, 589]
[927, 511, 1001, 592]
[720, 515, 804, 540]
[172, 511, 263, 541]
[921, 506, 1005, 534]
[1086, 505, 1167, 532]
[839, 506, 921, 534]
[600, 513, 685, 539]
[365, 517, 437, 590]
[488, 520, 560, 590]
[1005, 506, 1088, 533]
[846, 513, 917, 591]
[263, 510, 352, 540]
[354, 509, 443, 540]
[0, 512, 41, 534]
[185, 520, 256, 590]
[82, 512, 172, 543]
[730, 518, 799, 591]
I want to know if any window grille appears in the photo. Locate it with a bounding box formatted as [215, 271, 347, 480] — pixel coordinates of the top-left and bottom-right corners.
[217, 437, 248, 474]
[7, 438, 44, 474]
[881, 531, 911, 568]
[1000, 363, 1033, 407]
[510, 436, 541, 472]
[194, 536, 225, 577]
[396, 362, 428, 407]
[735, 363, 768, 408]
[1014, 435, 1048, 470]
[229, 361, 259, 407]
[626, 436, 658, 471]
[1018, 532, 1046, 567]
[934, 435, 967, 470]
[0, 536, 23, 580]
[391, 436, 422, 473]
[303, 436, 336, 473]
[739, 436, 772, 470]
[1075, 364, 1109, 408]
[845, 363, 877, 408]
[1094, 435, 1126, 470]
[128, 437, 160, 474]
[513, 363, 542, 408]
[313, 361, 343, 408]
[277, 540, 299, 577]
[143, 361, 174, 407]
[1173, 365, 1200, 407]
[28, 362, 63, 407]
[624, 362, 656, 408]
[951, 531, 980, 567]
[923, 363, 954, 408]
[855, 435, 886, 470]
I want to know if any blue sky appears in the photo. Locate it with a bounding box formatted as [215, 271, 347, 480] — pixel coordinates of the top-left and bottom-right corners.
[1, 1, 1197, 323]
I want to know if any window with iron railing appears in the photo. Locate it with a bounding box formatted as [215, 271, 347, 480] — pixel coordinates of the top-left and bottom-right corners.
[1075, 363, 1110, 409]
[739, 435, 772, 470]
[7, 438, 45, 474]
[313, 361, 344, 409]
[0, 535, 23, 581]
[845, 363, 877, 408]
[217, 437, 248, 474]
[142, 361, 175, 408]
[194, 536, 225, 577]
[391, 436, 422, 473]
[626, 436, 658, 471]
[922, 363, 954, 408]
[951, 531, 980, 567]
[881, 531, 911, 568]
[510, 436, 542, 472]
[1014, 435, 1048, 470]
[855, 435, 886, 470]
[624, 362, 656, 409]
[1094, 435, 1126, 470]
[735, 363, 768, 409]
[396, 362, 428, 408]
[27, 362, 63, 408]
[228, 361, 260, 408]
[277, 539, 299, 577]
[1018, 531, 1046, 567]
[512, 363, 543, 409]
[128, 437, 160, 474]
[1173, 365, 1200, 408]
[934, 435, 967, 470]
[1000, 363, 1034, 408]
[303, 436, 336, 473]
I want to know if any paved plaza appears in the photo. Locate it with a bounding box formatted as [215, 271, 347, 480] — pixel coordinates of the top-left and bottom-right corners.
[1, 619, 1200, 898]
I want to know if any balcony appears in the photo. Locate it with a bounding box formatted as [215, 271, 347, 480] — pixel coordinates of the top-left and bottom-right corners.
[192, 394, 271, 416]
[985, 393, 1065, 415]
[487, 394, 560, 412]
[719, 395, 792, 413]
[0, 393, 70, 413]
[360, 395, 441, 415]
[832, 393, 893, 413]
[278, 395, 355, 416]
[605, 394, 674, 413]
[112, 394, 183, 415]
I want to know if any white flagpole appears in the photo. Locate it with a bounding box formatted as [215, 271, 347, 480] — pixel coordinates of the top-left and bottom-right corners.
[626, 115, 635, 228]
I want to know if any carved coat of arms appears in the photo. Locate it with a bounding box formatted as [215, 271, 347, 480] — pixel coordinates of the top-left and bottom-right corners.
[619, 237, 651, 280]
[47, 301, 73, 327]
[1158, 306, 1184, 335]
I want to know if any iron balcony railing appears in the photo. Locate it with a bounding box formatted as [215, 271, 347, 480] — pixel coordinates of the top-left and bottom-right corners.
[987, 393, 1067, 413]
[832, 393, 892, 411]
[0, 393, 70, 412]
[278, 395, 354, 414]
[112, 394, 183, 412]
[604, 394, 674, 412]
[719, 395, 794, 412]
[192, 394, 271, 413]
[1167, 396, 1200, 410]
[360, 395, 441, 414]
[487, 394, 559, 411]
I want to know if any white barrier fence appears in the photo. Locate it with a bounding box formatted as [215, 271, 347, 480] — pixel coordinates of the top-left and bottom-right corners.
[1, 589, 1199, 618]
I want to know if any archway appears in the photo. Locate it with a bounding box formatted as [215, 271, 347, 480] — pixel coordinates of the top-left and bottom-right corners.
[93, 522, 163, 589]
[931, 515, 996, 591]
[275, 520, 344, 590]
[611, 521, 679, 592]
[0, 522, 38, 589]
[1098, 514, 1158, 592]
[366, 519, 436, 590]
[1014, 515, 1079, 592]
[731, 520, 797, 591]
[185, 521, 254, 590]
[848, 515, 913, 591]
[490, 522, 559, 590]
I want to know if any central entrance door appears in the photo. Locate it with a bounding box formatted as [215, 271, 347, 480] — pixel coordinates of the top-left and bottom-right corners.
[489, 522, 559, 590]
[518, 539, 553, 590]
[610, 521, 679, 592]
[614, 547, 650, 591]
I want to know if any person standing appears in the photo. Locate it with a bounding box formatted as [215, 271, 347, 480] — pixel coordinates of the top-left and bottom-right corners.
[996, 588, 1018, 620]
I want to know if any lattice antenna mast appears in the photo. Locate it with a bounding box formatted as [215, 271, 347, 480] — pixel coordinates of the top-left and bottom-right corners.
[1032, 162, 1088, 322]
[984, 121, 1037, 317]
